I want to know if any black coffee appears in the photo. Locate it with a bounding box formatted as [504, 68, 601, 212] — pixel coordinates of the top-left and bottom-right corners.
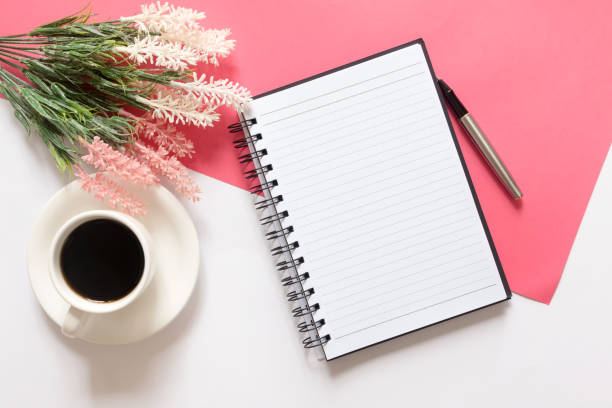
[60, 219, 145, 302]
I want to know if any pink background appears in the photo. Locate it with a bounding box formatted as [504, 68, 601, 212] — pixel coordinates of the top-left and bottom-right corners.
[3, 0, 612, 303]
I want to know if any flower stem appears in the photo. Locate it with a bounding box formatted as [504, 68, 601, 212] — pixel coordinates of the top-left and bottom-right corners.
[0, 48, 33, 61]
[0, 54, 25, 70]
[0, 37, 48, 44]
[0, 33, 29, 38]
[0, 44, 43, 53]
[0, 65, 27, 85]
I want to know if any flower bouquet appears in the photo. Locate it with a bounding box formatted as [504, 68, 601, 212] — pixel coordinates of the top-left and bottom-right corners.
[0, 2, 250, 215]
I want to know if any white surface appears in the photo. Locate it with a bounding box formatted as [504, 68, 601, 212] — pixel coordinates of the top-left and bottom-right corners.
[0, 98, 610, 406]
[28, 182, 199, 344]
[244, 42, 507, 359]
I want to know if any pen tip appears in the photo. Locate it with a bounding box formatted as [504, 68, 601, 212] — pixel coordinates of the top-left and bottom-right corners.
[437, 78, 451, 93]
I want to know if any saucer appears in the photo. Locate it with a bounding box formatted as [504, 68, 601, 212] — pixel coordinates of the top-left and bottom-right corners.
[27, 179, 199, 344]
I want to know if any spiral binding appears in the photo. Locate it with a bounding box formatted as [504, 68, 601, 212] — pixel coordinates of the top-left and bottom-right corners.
[229, 116, 330, 350]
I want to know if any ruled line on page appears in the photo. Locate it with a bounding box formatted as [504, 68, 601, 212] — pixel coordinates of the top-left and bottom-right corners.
[333, 279, 497, 334]
[309, 201, 470, 260]
[265, 89, 434, 153]
[273, 121, 446, 182]
[295, 200, 469, 254]
[290, 179, 460, 223]
[273, 110, 440, 168]
[298, 191, 469, 251]
[260, 73, 428, 126]
[263, 105, 439, 159]
[317, 249, 490, 300]
[302, 213, 473, 266]
[314, 233, 483, 281]
[286, 162, 457, 217]
[307, 221, 478, 269]
[302, 219, 475, 286]
[281, 132, 448, 196]
[262, 85, 430, 138]
[274, 143, 449, 192]
[332, 278, 496, 332]
[268, 95, 434, 147]
[286, 163, 456, 211]
[301, 212, 473, 267]
[258, 62, 423, 118]
[287, 149, 456, 212]
[333, 284, 497, 340]
[316, 254, 490, 324]
[316, 241, 484, 288]
[265, 92, 434, 147]
[328, 269, 493, 322]
[322, 258, 490, 310]
[268, 100, 436, 158]
[296, 192, 468, 238]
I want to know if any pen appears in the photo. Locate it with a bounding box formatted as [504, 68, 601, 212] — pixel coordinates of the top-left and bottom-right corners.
[437, 78, 523, 200]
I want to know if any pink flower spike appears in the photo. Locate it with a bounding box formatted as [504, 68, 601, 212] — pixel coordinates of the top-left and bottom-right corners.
[79, 137, 160, 186]
[132, 142, 201, 202]
[119, 109, 195, 158]
[74, 166, 147, 217]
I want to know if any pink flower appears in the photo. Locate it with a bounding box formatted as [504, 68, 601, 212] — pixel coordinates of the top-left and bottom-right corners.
[131, 142, 201, 202]
[80, 137, 159, 186]
[75, 166, 147, 217]
[120, 109, 195, 158]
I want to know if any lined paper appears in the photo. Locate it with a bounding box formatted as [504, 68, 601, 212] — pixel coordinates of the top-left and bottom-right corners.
[244, 42, 509, 360]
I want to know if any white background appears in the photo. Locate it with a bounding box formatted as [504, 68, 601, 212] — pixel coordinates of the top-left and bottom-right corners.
[0, 99, 610, 407]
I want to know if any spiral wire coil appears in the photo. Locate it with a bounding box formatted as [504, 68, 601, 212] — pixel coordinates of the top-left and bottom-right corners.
[229, 117, 331, 349]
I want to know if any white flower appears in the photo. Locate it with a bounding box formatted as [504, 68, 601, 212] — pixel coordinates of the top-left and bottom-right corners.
[115, 37, 200, 71]
[136, 89, 220, 128]
[161, 28, 235, 65]
[121, 2, 205, 33]
[170, 73, 251, 109]
[121, 3, 235, 66]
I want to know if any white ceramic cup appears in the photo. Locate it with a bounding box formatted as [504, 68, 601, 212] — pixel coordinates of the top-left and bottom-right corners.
[49, 210, 155, 338]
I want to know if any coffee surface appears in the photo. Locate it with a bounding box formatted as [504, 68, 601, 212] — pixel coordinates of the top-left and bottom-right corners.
[60, 219, 145, 302]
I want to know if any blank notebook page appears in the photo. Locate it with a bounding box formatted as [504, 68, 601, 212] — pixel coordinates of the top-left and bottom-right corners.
[244, 41, 510, 360]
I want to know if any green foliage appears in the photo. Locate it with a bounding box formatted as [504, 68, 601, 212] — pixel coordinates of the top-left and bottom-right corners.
[0, 9, 188, 171]
[0, 67, 138, 172]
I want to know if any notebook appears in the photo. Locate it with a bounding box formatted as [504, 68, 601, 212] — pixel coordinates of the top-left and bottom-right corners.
[230, 39, 511, 361]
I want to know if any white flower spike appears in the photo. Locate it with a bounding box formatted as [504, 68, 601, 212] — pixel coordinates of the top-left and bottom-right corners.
[170, 73, 251, 109]
[121, 2, 205, 33]
[136, 89, 220, 128]
[115, 37, 200, 71]
[121, 2, 234, 66]
[161, 28, 235, 65]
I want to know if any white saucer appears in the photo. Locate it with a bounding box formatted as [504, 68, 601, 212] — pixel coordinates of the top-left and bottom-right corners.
[27, 179, 199, 344]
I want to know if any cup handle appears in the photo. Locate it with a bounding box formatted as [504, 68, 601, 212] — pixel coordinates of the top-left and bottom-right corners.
[61, 307, 88, 337]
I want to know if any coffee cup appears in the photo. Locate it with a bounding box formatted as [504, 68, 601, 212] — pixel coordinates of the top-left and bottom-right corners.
[49, 210, 155, 337]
